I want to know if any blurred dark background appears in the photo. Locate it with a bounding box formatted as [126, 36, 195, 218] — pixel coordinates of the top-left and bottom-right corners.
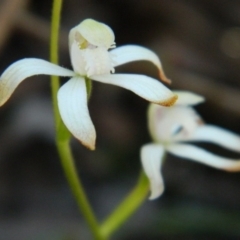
[0, 0, 240, 239]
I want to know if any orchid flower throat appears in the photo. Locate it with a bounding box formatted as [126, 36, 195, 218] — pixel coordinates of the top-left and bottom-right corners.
[69, 19, 116, 77]
[148, 104, 204, 144]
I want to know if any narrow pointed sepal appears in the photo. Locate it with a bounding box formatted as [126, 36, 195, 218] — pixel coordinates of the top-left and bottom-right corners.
[0, 58, 75, 106]
[91, 74, 177, 106]
[187, 125, 240, 153]
[167, 143, 240, 172]
[141, 143, 165, 200]
[111, 45, 171, 84]
[58, 77, 96, 150]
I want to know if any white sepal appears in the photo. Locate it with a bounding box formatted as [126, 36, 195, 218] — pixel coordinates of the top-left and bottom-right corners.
[91, 74, 177, 106]
[141, 143, 165, 200]
[0, 58, 74, 106]
[187, 124, 240, 152]
[111, 45, 171, 83]
[58, 77, 96, 150]
[167, 143, 240, 171]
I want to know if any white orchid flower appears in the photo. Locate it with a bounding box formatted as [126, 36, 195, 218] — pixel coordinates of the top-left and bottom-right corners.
[141, 91, 240, 200]
[0, 19, 177, 150]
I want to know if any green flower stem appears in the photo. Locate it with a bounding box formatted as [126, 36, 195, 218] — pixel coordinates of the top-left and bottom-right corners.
[57, 140, 106, 240]
[100, 171, 149, 238]
[50, 0, 62, 129]
[50, 1, 104, 239]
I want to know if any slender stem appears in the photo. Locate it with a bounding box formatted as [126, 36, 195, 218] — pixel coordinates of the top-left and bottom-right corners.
[57, 140, 106, 240]
[50, 1, 104, 239]
[100, 171, 149, 238]
[50, 0, 62, 129]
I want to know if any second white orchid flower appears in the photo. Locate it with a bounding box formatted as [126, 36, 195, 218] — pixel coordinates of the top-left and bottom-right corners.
[141, 91, 240, 200]
[0, 19, 177, 150]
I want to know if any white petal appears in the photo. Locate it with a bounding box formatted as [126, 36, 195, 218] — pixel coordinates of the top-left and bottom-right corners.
[110, 45, 171, 83]
[91, 74, 177, 106]
[141, 144, 165, 200]
[0, 58, 75, 106]
[187, 124, 240, 153]
[173, 91, 205, 106]
[167, 143, 240, 171]
[58, 77, 96, 150]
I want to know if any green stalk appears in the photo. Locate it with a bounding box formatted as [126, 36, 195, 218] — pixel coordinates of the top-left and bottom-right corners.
[56, 140, 106, 240]
[100, 171, 149, 238]
[49, 0, 104, 239]
[50, 0, 62, 129]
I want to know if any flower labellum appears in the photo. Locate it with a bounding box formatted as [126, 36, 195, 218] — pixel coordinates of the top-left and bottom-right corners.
[0, 18, 177, 150]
